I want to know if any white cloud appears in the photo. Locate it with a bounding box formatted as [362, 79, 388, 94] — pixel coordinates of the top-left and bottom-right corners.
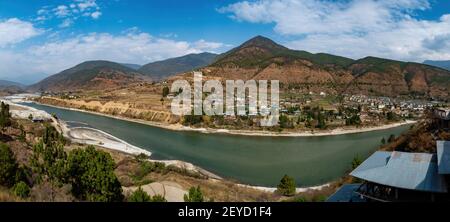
[76, 0, 98, 12]
[0, 18, 42, 47]
[0, 31, 227, 82]
[36, 0, 101, 27]
[90, 11, 102, 19]
[220, 0, 450, 62]
[193, 39, 227, 51]
[54, 5, 70, 17]
[59, 19, 74, 28]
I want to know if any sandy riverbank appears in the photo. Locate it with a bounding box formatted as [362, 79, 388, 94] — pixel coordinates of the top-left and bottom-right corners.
[30, 100, 416, 137]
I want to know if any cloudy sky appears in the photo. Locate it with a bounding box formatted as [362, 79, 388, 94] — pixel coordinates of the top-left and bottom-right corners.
[0, 0, 449, 84]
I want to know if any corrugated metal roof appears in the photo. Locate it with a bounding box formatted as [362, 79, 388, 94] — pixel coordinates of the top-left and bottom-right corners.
[350, 151, 448, 193]
[437, 141, 450, 174]
[326, 184, 366, 202]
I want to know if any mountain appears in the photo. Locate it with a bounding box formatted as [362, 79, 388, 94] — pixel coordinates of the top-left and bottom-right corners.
[28, 60, 151, 92]
[212, 36, 355, 68]
[202, 36, 450, 100]
[0, 80, 26, 88]
[121, 63, 142, 70]
[139, 52, 218, 81]
[423, 60, 450, 71]
[346, 57, 450, 99]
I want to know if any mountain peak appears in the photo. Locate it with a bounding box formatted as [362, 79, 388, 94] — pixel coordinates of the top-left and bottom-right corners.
[240, 35, 287, 51]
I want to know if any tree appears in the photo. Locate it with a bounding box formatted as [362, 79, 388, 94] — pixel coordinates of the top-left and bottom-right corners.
[279, 115, 293, 129]
[162, 86, 170, 97]
[381, 137, 386, 145]
[346, 114, 361, 126]
[18, 125, 26, 142]
[351, 155, 363, 170]
[276, 175, 296, 196]
[30, 126, 68, 185]
[184, 186, 204, 202]
[128, 187, 151, 202]
[42, 124, 66, 147]
[316, 112, 326, 129]
[0, 143, 18, 187]
[12, 181, 30, 198]
[67, 146, 123, 202]
[30, 136, 68, 200]
[0, 102, 12, 130]
[386, 112, 398, 121]
[388, 134, 396, 143]
[28, 114, 33, 121]
[183, 111, 203, 126]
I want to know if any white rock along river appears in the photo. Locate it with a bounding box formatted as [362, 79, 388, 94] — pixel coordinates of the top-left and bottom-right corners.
[23, 102, 410, 187]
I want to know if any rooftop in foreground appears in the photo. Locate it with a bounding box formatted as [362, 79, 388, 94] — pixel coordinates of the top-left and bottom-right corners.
[350, 151, 447, 193]
[437, 141, 450, 174]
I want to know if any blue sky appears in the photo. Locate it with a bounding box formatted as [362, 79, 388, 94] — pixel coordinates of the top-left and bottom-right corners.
[0, 0, 449, 84]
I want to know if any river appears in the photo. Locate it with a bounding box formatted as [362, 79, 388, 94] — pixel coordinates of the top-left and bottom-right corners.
[23, 102, 410, 187]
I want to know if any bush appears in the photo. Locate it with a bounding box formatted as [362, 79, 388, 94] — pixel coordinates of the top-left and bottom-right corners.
[151, 194, 167, 202]
[183, 112, 203, 126]
[162, 86, 170, 97]
[67, 146, 124, 202]
[0, 102, 11, 130]
[279, 115, 293, 129]
[388, 134, 396, 143]
[128, 187, 151, 202]
[184, 186, 204, 202]
[276, 175, 296, 196]
[0, 143, 18, 187]
[351, 155, 363, 170]
[346, 114, 361, 126]
[12, 181, 30, 198]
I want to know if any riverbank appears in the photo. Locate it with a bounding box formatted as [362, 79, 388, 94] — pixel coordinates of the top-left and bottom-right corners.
[31, 98, 416, 137]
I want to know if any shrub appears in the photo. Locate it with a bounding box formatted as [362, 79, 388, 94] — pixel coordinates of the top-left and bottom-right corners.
[12, 181, 30, 198]
[351, 155, 363, 170]
[162, 86, 170, 97]
[67, 146, 123, 202]
[0, 102, 12, 130]
[184, 186, 204, 202]
[0, 143, 18, 187]
[128, 187, 151, 202]
[276, 175, 296, 196]
[388, 134, 396, 143]
[151, 194, 167, 202]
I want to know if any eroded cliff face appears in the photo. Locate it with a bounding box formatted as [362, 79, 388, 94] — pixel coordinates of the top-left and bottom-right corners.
[36, 97, 179, 124]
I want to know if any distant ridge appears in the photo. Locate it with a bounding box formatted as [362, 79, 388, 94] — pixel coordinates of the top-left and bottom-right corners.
[28, 60, 150, 92]
[121, 63, 142, 70]
[139, 52, 218, 81]
[0, 80, 26, 88]
[424, 60, 450, 71]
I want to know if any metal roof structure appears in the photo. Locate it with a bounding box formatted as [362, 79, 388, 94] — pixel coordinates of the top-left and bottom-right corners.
[326, 184, 366, 202]
[437, 141, 450, 174]
[350, 151, 448, 193]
